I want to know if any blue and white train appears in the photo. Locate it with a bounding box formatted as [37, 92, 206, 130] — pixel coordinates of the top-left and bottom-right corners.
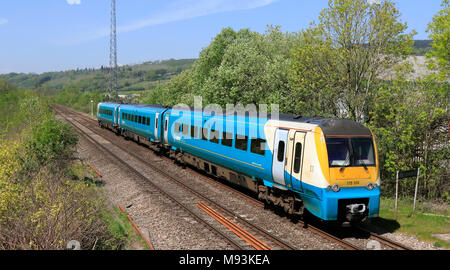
[97, 102, 380, 223]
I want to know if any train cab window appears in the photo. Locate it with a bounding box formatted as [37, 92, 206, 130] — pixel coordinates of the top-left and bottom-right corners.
[201, 128, 208, 141]
[277, 141, 285, 162]
[222, 132, 233, 147]
[251, 138, 266, 156]
[293, 143, 302, 173]
[235, 134, 248, 151]
[210, 129, 219, 144]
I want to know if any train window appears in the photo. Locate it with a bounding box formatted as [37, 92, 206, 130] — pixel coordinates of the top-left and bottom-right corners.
[277, 141, 285, 162]
[147, 117, 150, 126]
[190, 126, 197, 138]
[210, 129, 219, 144]
[293, 142, 302, 174]
[222, 132, 233, 147]
[182, 124, 189, 136]
[235, 134, 248, 151]
[139, 116, 143, 124]
[174, 122, 180, 133]
[201, 128, 208, 141]
[251, 138, 266, 156]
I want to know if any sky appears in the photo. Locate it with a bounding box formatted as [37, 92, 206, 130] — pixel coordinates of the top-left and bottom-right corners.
[0, 0, 444, 74]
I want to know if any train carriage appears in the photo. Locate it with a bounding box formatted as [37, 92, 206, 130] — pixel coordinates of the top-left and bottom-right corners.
[97, 102, 121, 130]
[97, 102, 380, 224]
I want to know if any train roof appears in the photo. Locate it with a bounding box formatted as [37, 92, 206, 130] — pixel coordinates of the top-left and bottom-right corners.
[114, 103, 372, 137]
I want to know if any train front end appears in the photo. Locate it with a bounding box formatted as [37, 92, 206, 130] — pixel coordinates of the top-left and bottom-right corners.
[315, 119, 380, 224]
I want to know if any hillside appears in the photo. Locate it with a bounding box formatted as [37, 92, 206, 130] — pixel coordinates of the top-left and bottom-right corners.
[0, 58, 196, 93]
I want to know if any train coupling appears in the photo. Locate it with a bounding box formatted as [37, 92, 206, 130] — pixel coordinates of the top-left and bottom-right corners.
[345, 203, 367, 223]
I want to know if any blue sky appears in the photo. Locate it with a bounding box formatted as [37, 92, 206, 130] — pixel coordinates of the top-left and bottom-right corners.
[0, 0, 444, 74]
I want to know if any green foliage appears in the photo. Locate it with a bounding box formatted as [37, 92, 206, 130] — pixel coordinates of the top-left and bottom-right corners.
[53, 88, 105, 116]
[290, 0, 416, 122]
[426, 0, 450, 80]
[19, 119, 78, 176]
[143, 26, 299, 110]
[0, 86, 124, 250]
[368, 79, 449, 199]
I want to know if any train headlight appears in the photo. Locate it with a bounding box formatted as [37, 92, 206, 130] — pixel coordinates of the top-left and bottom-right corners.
[366, 183, 374, 191]
[327, 185, 332, 191]
[373, 183, 378, 189]
[332, 184, 340, 192]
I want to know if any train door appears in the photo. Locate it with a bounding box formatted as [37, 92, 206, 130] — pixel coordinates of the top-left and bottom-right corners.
[286, 131, 306, 192]
[163, 114, 169, 144]
[114, 106, 120, 127]
[155, 113, 159, 141]
[272, 129, 289, 186]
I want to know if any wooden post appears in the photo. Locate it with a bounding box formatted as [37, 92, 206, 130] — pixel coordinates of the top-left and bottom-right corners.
[395, 170, 399, 220]
[413, 167, 421, 212]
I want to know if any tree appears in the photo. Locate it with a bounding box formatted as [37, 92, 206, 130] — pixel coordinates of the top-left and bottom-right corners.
[426, 0, 450, 80]
[290, 0, 416, 122]
[197, 26, 298, 108]
[368, 79, 449, 200]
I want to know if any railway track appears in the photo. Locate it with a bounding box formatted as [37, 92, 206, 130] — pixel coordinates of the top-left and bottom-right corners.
[55, 105, 412, 250]
[56, 105, 296, 250]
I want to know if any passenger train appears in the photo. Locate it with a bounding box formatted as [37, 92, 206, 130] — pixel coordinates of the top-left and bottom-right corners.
[97, 102, 380, 224]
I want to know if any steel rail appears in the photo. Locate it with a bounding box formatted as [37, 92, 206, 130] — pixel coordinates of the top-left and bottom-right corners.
[56, 108, 244, 250]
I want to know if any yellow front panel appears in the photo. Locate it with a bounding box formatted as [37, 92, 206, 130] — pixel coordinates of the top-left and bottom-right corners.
[329, 167, 377, 187]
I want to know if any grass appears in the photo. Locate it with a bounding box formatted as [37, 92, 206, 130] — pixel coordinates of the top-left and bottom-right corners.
[100, 205, 151, 250]
[372, 197, 450, 249]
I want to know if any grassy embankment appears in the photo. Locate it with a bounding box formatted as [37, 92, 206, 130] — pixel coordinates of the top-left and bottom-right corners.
[375, 197, 450, 248]
[0, 82, 148, 250]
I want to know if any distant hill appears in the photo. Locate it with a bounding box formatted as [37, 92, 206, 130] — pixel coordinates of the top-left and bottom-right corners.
[413, 40, 433, 56]
[0, 40, 432, 92]
[0, 58, 196, 93]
